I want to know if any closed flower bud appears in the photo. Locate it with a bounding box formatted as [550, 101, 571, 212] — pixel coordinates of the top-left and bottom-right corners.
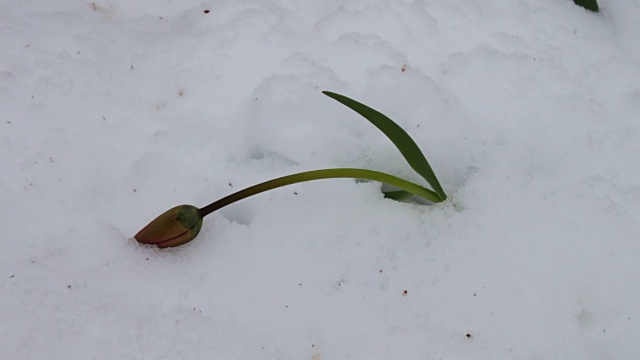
[135, 205, 203, 248]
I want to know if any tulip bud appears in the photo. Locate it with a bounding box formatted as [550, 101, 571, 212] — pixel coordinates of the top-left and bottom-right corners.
[134, 205, 203, 248]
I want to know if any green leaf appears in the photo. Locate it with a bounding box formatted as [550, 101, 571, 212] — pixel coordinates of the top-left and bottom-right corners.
[383, 190, 414, 201]
[573, 0, 598, 12]
[323, 91, 446, 201]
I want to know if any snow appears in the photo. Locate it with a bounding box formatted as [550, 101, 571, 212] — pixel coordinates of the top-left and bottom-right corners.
[1, 0, 639, 358]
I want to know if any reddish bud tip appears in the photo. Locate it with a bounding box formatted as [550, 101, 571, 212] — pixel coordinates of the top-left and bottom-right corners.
[134, 205, 203, 248]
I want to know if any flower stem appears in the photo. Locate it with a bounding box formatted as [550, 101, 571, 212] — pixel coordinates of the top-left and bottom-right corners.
[198, 168, 443, 217]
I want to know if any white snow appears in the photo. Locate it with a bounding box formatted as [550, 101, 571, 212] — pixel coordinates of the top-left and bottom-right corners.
[1, 0, 639, 359]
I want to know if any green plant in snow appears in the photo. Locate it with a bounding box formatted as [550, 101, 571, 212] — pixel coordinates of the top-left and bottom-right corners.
[134, 91, 446, 248]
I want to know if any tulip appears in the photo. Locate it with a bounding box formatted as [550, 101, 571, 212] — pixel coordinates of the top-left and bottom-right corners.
[133, 91, 447, 249]
[134, 168, 442, 248]
[134, 205, 203, 248]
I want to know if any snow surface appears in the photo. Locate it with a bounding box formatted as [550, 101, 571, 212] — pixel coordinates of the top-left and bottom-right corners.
[1, 1, 639, 359]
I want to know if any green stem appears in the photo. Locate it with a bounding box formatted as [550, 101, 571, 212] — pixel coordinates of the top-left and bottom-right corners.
[199, 168, 443, 217]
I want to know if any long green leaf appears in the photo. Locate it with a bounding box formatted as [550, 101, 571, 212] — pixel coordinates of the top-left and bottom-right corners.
[323, 91, 446, 201]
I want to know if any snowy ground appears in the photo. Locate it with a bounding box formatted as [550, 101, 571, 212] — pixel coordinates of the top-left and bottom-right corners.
[1, 1, 639, 359]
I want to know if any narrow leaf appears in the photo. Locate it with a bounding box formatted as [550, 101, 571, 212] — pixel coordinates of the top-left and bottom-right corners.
[323, 91, 446, 201]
